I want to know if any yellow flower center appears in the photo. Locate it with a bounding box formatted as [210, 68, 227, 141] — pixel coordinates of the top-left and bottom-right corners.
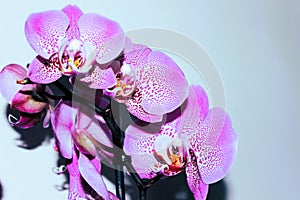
[152, 136, 187, 176]
[59, 39, 86, 75]
[107, 63, 137, 103]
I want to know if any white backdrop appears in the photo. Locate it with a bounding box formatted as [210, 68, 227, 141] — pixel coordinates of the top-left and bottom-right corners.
[0, 0, 299, 200]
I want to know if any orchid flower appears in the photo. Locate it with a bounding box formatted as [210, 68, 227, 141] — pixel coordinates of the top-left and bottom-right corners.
[51, 102, 117, 199]
[124, 86, 238, 199]
[25, 5, 125, 84]
[0, 64, 50, 128]
[82, 42, 189, 123]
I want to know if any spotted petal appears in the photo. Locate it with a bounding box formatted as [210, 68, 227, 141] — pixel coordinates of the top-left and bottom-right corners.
[80, 66, 116, 89]
[118, 44, 163, 122]
[178, 86, 209, 141]
[125, 88, 163, 123]
[25, 10, 69, 58]
[28, 56, 62, 84]
[51, 102, 76, 159]
[191, 108, 238, 184]
[62, 5, 83, 40]
[124, 127, 159, 179]
[78, 13, 125, 64]
[138, 51, 189, 115]
[0, 64, 27, 104]
[186, 149, 209, 200]
[124, 118, 179, 178]
[192, 85, 209, 122]
[124, 44, 152, 67]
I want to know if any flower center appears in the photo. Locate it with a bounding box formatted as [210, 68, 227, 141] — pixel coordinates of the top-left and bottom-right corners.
[59, 39, 86, 75]
[107, 63, 137, 103]
[152, 136, 187, 176]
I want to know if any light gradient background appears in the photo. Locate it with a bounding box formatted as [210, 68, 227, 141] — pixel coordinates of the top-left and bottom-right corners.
[0, 0, 299, 199]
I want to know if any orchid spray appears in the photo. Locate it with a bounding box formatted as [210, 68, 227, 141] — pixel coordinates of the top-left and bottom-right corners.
[0, 5, 238, 200]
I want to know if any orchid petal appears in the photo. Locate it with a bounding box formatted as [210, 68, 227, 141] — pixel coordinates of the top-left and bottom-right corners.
[51, 102, 76, 159]
[42, 109, 51, 128]
[0, 64, 27, 104]
[28, 56, 62, 84]
[86, 120, 113, 148]
[109, 192, 119, 200]
[178, 86, 209, 141]
[78, 153, 110, 200]
[76, 109, 113, 148]
[62, 5, 83, 40]
[123, 37, 133, 52]
[68, 149, 114, 200]
[11, 85, 47, 113]
[78, 13, 125, 64]
[124, 124, 161, 178]
[124, 44, 152, 67]
[186, 149, 209, 200]
[192, 108, 238, 184]
[138, 51, 189, 115]
[25, 10, 69, 58]
[124, 119, 179, 178]
[192, 85, 209, 122]
[80, 66, 116, 89]
[125, 88, 163, 123]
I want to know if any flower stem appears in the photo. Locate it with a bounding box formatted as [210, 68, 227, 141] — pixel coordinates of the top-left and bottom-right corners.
[101, 105, 126, 200]
[139, 187, 148, 200]
[114, 161, 125, 200]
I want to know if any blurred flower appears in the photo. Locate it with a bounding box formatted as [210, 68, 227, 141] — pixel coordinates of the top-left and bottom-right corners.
[124, 86, 238, 199]
[0, 64, 50, 128]
[25, 5, 125, 84]
[51, 102, 116, 199]
[67, 147, 118, 200]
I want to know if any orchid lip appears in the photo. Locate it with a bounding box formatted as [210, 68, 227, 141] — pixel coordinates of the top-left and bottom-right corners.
[106, 63, 137, 103]
[152, 136, 187, 176]
[59, 39, 87, 75]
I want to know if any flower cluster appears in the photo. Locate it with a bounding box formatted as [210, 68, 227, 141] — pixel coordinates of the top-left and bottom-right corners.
[0, 5, 237, 200]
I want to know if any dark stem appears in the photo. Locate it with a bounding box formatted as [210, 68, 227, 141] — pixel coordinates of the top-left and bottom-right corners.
[101, 106, 125, 200]
[114, 159, 125, 200]
[139, 187, 148, 200]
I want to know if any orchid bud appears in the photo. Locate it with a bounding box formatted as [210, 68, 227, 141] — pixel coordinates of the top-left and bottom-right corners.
[73, 129, 97, 157]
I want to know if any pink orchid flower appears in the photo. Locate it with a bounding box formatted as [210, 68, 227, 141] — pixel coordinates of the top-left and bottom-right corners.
[25, 5, 125, 84]
[0, 64, 49, 128]
[82, 42, 189, 123]
[51, 102, 116, 199]
[124, 86, 238, 200]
